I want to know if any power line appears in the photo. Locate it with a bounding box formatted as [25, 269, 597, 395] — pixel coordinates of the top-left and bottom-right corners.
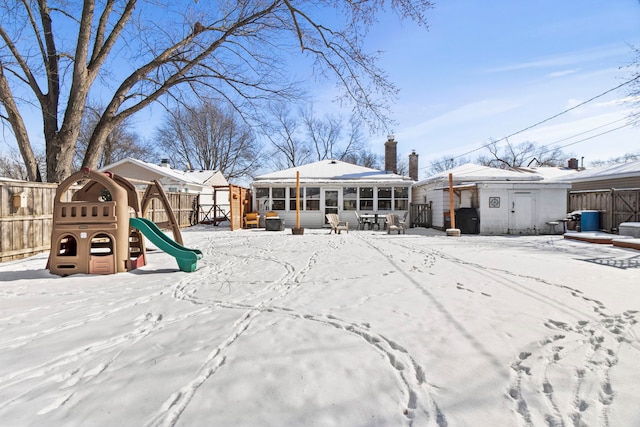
[421, 74, 640, 170]
[493, 74, 640, 144]
[549, 123, 632, 151]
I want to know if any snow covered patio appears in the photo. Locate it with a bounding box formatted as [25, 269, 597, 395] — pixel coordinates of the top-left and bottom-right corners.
[1, 226, 639, 426]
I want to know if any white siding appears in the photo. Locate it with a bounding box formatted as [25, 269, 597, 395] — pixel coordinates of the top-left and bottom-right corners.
[477, 185, 568, 235]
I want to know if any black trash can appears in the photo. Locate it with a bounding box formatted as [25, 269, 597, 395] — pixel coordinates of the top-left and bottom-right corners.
[455, 208, 480, 234]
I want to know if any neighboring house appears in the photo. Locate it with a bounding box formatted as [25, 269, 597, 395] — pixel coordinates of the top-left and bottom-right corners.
[412, 163, 572, 235]
[99, 158, 229, 223]
[251, 159, 414, 229]
[558, 160, 640, 191]
[558, 160, 640, 231]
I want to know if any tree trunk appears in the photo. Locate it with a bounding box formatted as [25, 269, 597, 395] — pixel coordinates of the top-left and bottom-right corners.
[83, 116, 117, 171]
[46, 132, 78, 183]
[0, 69, 42, 181]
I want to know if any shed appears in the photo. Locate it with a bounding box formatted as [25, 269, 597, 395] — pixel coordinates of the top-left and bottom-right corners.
[412, 164, 572, 235]
[251, 159, 414, 229]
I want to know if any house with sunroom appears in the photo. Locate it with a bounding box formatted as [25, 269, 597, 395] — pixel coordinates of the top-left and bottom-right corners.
[251, 159, 414, 229]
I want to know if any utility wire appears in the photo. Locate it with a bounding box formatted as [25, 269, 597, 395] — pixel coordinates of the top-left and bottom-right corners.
[548, 123, 632, 151]
[492, 74, 640, 144]
[422, 74, 640, 170]
[525, 116, 631, 160]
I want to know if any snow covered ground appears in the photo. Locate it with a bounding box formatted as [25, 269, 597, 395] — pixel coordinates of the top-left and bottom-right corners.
[1, 226, 639, 427]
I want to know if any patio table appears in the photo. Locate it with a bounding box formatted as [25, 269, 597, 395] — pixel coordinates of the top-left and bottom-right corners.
[360, 213, 382, 230]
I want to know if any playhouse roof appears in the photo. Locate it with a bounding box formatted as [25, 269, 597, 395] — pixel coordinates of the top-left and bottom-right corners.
[253, 159, 413, 185]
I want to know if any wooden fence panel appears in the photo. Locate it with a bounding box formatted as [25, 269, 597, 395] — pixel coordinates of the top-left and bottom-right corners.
[410, 202, 432, 228]
[1, 179, 198, 262]
[569, 188, 640, 232]
[0, 181, 59, 262]
[613, 190, 639, 227]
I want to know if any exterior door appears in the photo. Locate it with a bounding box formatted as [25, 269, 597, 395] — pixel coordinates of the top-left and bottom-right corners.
[323, 189, 340, 224]
[509, 192, 535, 234]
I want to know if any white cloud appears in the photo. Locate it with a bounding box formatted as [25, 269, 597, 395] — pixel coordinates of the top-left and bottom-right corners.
[547, 69, 580, 78]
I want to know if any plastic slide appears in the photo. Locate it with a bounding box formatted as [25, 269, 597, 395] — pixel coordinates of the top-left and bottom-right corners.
[130, 217, 203, 272]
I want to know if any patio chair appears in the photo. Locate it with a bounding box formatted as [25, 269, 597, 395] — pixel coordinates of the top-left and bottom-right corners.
[398, 211, 409, 229]
[326, 213, 349, 234]
[244, 212, 260, 228]
[385, 213, 406, 234]
[354, 211, 367, 230]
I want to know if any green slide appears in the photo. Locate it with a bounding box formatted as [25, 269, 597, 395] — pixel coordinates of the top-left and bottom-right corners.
[130, 217, 203, 273]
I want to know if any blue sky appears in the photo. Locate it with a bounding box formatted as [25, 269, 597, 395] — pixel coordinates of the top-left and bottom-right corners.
[313, 0, 640, 177]
[4, 1, 640, 180]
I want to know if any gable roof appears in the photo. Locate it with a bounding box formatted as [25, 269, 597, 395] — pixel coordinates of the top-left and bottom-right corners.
[514, 166, 580, 181]
[254, 159, 413, 184]
[415, 163, 542, 186]
[556, 161, 640, 183]
[100, 158, 228, 187]
[183, 169, 228, 186]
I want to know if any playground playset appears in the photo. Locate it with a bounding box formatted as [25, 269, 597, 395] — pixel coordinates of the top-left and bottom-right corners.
[47, 168, 202, 276]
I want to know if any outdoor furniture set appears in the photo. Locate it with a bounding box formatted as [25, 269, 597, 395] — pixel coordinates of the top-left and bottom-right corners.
[244, 211, 285, 230]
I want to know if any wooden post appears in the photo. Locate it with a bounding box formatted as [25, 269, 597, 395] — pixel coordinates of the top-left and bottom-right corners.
[448, 173, 456, 229]
[290, 171, 304, 234]
[447, 173, 460, 236]
[296, 171, 300, 228]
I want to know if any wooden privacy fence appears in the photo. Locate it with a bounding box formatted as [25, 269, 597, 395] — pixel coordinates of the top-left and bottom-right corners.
[141, 191, 196, 230]
[568, 188, 640, 232]
[1, 179, 198, 263]
[410, 202, 432, 228]
[228, 185, 251, 231]
[0, 180, 60, 262]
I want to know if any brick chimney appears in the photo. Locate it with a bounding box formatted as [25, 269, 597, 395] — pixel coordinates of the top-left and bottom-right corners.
[409, 150, 419, 180]
[384, 135, 397, 174]
[567, 158, 579, 170]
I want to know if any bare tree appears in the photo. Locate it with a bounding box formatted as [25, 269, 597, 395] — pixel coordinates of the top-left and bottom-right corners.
[302, 108, 371, 162]
[155, 100, 262, 181]
[74, 105, 155, 170]
[266, 104, 379, 169]
[0, 0, 433, 182]
[589, 151, 640, 167]
[262, 103, 312, 169]
[477, 140, 568, 169]
[426, 155, 470, 175]
[302, 108, 343, 161]
[341, 150, 382, 169]
[0, 147, 45, 180]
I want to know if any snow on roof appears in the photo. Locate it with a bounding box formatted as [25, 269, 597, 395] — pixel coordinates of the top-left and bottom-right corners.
[254, 159, 412, 183]
[556, 160, 640, 182]
[184, 170, 228, 186]
[100, 158, 226, 186]
[515, 166, 580, 181]
[415, 163, 542, 186]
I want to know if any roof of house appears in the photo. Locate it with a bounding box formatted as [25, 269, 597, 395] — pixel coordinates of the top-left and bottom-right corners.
[555, 160, 640, 183]
[100, 158, 228, 187]
[415, 163, 543, 186]
[183, 169, 228, 186]
[253, 159, 413, 184]
[515, 166, 580, 181]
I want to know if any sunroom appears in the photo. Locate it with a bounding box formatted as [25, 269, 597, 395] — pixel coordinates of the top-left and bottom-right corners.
[251, 159, 414, 229]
